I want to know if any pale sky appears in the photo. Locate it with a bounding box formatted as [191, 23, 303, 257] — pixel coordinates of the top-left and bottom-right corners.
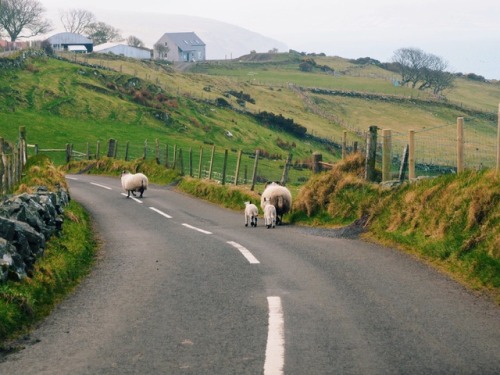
[39, 0, 500, 79]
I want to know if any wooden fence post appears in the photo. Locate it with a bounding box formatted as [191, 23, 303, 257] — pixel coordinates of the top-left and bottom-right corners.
[155, 139, 160, 163]
[408, 130, 415, 179]
[107, 139, 116, 158]
[382, 129, 392, 182]
[457, 117, 464, 174]
[353, 141, 358, 153]
[173, 144, 178, 170]
[365, 125, 377, 181]
[198, 146, 203, 178]
[19, 126, 27, 166]
[125, 141, 130, 161]
[234, 150, 242, 185]
[281, 153, 292, 185]
[399, 144, 409, 181]
[96, 141, 100, 160]
[221, 149, 228, 185]
[312, 152, 322, 174]
[496, 103, 499, 177]
[178, 148, 184, 175]
[342, 130, 347, 160]
[0, 138, 4, 194]
[251, 149, 260, 191]
[189, 147, 193, 177]
[165, 144, 169, 168]
[143, 140, 148, 159]
[86, 142, 90, 160]
[208, 145, 215, 180]
[66, 143, 72, 163]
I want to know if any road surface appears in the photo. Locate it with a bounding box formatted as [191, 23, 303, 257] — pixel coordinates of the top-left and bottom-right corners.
[1, 174, 499, 374]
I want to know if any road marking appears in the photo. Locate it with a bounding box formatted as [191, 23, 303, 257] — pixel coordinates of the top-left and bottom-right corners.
[182, 223, 212, 234]
[91, 182, 112, 190]
[149, 207, 172, 219]
[120, 193, 143, 203]
[227, 241, 260, 264]
[264, 296, 285, 375]
[66, 176, 78, 181]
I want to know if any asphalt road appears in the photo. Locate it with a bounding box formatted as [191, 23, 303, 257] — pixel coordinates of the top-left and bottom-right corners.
[0, 174, 499, 374]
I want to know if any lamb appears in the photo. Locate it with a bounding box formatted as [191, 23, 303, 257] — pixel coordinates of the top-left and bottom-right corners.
[244, 201, 258, 227]
[121, 171, 149, 198]
[264, 202, 276, 229]
[260, 182, 292, 225]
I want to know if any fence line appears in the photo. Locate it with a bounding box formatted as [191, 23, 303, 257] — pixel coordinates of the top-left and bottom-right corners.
[0, 127, 27, 195]
[8, 111, 500, 194]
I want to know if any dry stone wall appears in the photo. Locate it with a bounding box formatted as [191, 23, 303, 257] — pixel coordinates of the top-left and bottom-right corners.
[0, 187, 69, 282]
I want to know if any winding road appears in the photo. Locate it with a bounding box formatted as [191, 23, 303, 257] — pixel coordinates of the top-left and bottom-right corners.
[0, 174, 499, 374]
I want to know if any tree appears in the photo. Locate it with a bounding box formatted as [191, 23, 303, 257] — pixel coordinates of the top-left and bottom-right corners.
[84, 21, 121, 45]
[0, 0, 52, 42]
[154, 42, 169, 59]
[127, 35, 144, 48]
[60, 9, 95, 34]
[392, 47, 426, 88]
[392, 47, 454, 95]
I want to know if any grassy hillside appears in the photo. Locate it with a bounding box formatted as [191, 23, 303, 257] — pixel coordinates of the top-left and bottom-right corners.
[2, 51, 498, 173]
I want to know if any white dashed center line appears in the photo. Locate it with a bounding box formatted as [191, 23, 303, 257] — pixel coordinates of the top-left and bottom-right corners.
[226, 241, 260, 264]
[91, 182, 112, 190]
[120, 193, 143, 203]
[264, 296, 285, 375]
[182, 223, 212, 234]
[149, 207, 173, 219]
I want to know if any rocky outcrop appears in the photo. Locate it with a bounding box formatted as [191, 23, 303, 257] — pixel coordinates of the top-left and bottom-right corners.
[0, 187, 69, 282]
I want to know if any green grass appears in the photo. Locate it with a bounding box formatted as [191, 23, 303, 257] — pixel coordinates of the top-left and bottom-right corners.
[0, 155, 96, 341]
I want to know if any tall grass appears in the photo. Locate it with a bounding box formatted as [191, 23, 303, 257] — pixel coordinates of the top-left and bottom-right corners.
[291, 154, 500, 302]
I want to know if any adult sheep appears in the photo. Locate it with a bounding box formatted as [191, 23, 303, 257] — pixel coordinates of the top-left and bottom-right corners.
[244, 201, 259, 227]
[260, 182, 292, 225]
[121, 171, 148, 198]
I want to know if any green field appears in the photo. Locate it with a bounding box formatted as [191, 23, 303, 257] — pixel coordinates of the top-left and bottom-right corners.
[1, 51, 499, 178]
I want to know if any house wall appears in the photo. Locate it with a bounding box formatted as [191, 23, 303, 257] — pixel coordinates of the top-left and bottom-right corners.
[96, 45, 151, 60]
[154, 34, 205, 62]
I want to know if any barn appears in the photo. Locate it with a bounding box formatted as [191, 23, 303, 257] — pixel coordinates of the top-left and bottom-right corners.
[46, 32, 93, 53]
[93, 42, 152, 60]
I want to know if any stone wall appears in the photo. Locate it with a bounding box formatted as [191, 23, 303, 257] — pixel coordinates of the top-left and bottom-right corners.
[0, 187, 69, 282]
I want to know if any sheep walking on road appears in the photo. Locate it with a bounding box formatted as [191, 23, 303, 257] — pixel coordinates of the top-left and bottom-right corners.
[260, 182, 292, 225]
[121, 171, 149, 198]
[264, 203, 276, 229]
[244, 201, 259, 227]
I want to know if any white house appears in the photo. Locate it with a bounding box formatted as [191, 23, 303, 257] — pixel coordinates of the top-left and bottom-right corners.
[154, 32, 206, 62]
[93, 42, 152, 60]
[46, 32, 93, 53]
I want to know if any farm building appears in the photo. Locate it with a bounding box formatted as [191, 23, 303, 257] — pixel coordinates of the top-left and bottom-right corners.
[46, 32, 93, 53]
[154, 32, 205, 62]
[93, 42, 152, 60]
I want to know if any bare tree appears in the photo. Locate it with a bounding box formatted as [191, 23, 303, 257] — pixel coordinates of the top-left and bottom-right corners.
[85, 21, 121, 45]
[392, 47, 454, 95]
[60, 9, 95, 34]
[154, 42, 169, 59]
[0, 0, 52, 42]
[127, 35, 144, 48]
[392, 47, 426, 88]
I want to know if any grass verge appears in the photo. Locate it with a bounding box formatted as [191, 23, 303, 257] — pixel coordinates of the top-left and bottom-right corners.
[0, 153, 96, 344]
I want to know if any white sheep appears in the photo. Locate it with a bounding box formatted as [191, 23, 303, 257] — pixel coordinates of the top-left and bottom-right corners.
[244, 201, 258, 227]
[260, 182, 292, 225]
[121, 171, 149, 198]
[264, 203, 276, 229]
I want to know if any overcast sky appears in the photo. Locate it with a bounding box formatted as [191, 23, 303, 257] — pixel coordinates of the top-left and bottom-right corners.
[40, 0, 499, 79]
